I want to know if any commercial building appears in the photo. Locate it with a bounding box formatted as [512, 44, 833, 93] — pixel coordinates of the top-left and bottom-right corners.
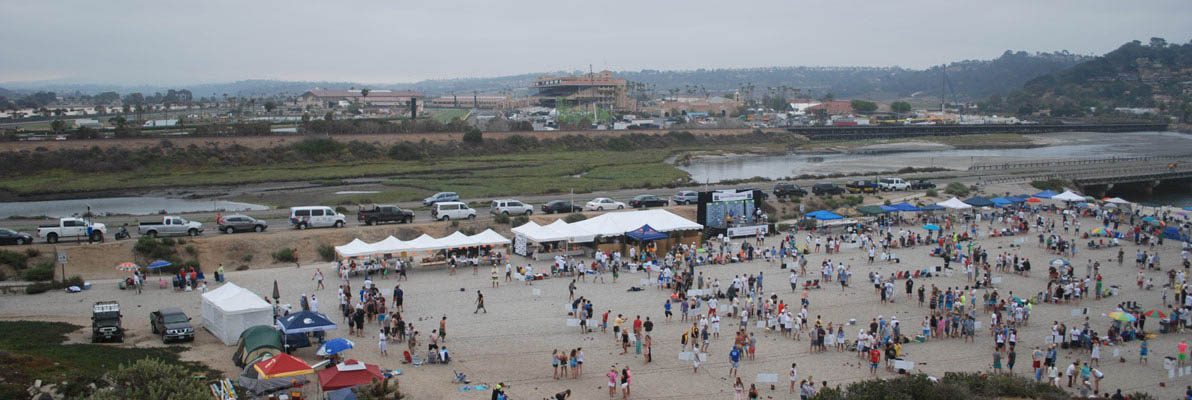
[298, 89, 423, 111]
[532, 71, 635, 111]
[428, 95, 526, 109]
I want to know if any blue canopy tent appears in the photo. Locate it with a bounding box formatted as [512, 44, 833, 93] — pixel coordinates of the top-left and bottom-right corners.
[804, 210, 843, 221]
[1163, 227, 1187, 241]
[1006, 196, 1028, 203]
[276, 311, 338, 334]
[990, 197, 1014, 207]
[963, 196, 995, 207]
[918, 205, 946, 212]
[1183, 206, 1192, 211]
[625, 224, 669, 241]
[1033, 190, 1057, 199]
[878, 205, 899, 213]
[146, 260, 173, 270]
[890, 202, 921, 212]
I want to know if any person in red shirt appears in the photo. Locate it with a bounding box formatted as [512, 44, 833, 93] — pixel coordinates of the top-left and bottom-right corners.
[632, 316, 643, 335]
[869, 348, 881, 375]
[602, 311, 610, 333]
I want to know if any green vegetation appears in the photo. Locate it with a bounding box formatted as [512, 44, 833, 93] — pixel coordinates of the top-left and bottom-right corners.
[850, 100, 878, 113]
[810, 372, 1069, 400]
[563, 213, 588, 223]
[430, 108, 470, 124]
[944, 182, 971, 197]
[317, 243, 336, 261]
[1030, 178, 1071, 192]
[88, 358, 209, 400]
[272, 247, 297, 263]
[890, 101, 912, 114]
[21, 261, 55, 281]
[0, 249, 29, 270]
[0, 321, 216, 399]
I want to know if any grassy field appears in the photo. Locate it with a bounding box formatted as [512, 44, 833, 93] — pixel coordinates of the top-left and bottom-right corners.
[428, 108, 470, 123]
[0, 320, 216, 399]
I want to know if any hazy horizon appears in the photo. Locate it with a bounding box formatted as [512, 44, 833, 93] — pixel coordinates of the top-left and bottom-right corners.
[2, 0, 1190, 86]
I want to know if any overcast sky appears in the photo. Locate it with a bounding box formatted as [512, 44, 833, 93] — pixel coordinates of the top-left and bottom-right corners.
[1, 0, 1190, 85]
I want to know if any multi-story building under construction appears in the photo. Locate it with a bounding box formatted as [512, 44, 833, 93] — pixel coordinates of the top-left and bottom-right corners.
[532, 70, 636, 111]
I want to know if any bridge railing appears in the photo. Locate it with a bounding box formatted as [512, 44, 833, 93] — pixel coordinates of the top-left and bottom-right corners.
[970, 155, 1185, 171]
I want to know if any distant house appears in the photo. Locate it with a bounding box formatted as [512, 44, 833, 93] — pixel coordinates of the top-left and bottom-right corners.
[73, 118, 101, 129]
[143, 119, 179, 128]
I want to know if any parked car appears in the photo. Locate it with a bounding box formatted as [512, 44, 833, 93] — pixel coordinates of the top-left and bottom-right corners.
[877, 177, 910, 191]
[585, 198, 626, 211]
[773, 183, 808, 197]
[150, 307, 195, 343]
[629, 194, 668, 208]
[490, 199, 533, 216]
[910, 180, 937, 190]
[357, 204, 414, 225]
[431, 202, 476, 221]
[846, 180, 880, 194]
[217, 214, 268, 233]
[0, 228, 33, 245]
[91, 301, 123, 343]
[38, 217, 107, 243]
[289, 206, 347, 229]
[739, 188, 770, 200]
[541, 200, 582, 214]
[671, 190, 698, 205]
[138, 216, 203, 238]
[811, 183, 846, 196]
[423, 192, 460, 206]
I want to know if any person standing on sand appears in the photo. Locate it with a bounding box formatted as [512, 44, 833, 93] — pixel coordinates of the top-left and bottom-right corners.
[620, 366, 631, 400]
[313, 268, 325, 290]
[439, 316, 447, 342]
[606, 366, 618, 399]
[293, 248, 299, 268]
[378, 328, 387, 356]
[789, 363, 798, 394]
[474, 291, 487, 314]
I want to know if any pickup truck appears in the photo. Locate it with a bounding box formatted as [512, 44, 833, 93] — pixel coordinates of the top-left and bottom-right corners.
[910, 180, 937, 190]
[92, 301, 124, 343]
[38, 217, 107, 244]
[846, 180, 880, 194]
[357, 204, 414, 225]
[138, 216, 203, 237]
[150, 307, 195, 343]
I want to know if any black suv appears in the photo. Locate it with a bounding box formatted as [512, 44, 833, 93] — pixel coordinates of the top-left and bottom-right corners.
[812, 183, 846, 196]
[773, 183, 807, 198]
[541, 200, 581, 214]
[357, 204, 415, 225]
[910, 180, 937, 190]
[150, 308, 195, 343]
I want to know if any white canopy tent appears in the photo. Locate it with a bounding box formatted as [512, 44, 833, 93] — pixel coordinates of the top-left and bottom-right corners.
[334, 230, 511, 259]
[1104, 197, 1132, 205]
[201, 283, 274, 345]
[570, 209, 702, 236]
[1052, 190, 1086, 202]
[936, 197, 973, 210]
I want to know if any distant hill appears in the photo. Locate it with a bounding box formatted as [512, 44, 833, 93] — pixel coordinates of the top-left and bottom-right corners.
[1, 50, 1088, 102]
[988, 38, 1192, 118]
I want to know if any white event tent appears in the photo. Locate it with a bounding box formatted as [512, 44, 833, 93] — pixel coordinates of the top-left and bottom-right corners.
[1051, 190, 1086, 202]
[936, 197, 973, 210]
[513, 209, 701, 244]
[334, 229, 511, 259]
[201, 282, 274, 345]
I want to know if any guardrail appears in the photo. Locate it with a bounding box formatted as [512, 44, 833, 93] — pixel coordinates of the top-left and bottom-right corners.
[970, 155, 1186, 171]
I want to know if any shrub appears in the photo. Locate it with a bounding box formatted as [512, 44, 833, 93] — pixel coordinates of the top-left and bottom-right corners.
[23, 248, 40, 258]
[492, 213, 511, 224]
[184, 245, 197, 256]
[335, 206, 349, 214]
[925, 189, 938, 197]
[24, 276, 83, 294]
[462, 127, 483, 144]
[160, 237, 176, 246]
[388, 142, 424, 160]
[25, 281, 54, 294]
[944, 182, 970, 197]
[0, 250, 29, 270]
[22, 261, 55, 281]
[0, 269, 7, 281]
[241, 254, 254, 262]
[271, 248, 297, 263]
[181, 260, 201, 272]
[1030, 179, 1069, 192]
[511, 215, 529, 227]
[563, 213, 588, 223]
[133, 236, 177, 261]
[88, 358, 210, 400]
[175, 238, 186, 245]
[316, 244, 336, 262]
[236, 265, 250, 271]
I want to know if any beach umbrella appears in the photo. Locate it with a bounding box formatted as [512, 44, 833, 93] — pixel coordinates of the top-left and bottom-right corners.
[272, 279, 280, 303]
[1141, 216, 1157, 223]
[1089, 227, 1107, 236]
[1107, 311, 1136, 323]
[254, 353, 314, 379]
[317, 338, 356, 356]
[923, 224, 941, 231]
[1142, 309, 1167, 319]
[1026, 197, 1041, 203]
[146, 260, 173, 269]
[116, 262, 140, 271]
[1050, 258, 1069, 268]
[276, 311, 338, 334]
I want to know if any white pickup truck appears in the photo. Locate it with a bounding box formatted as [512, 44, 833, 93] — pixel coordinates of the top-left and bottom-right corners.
[138, 216, 204, 238]
[37, 217, 107, 243]
[878, 177, 910, 191]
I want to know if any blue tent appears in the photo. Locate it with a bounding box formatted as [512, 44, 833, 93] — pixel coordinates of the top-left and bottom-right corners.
[878, 205, 899, 213]
[1006, 196, 1028, 203]
[146, 260, 173, 270]
[1163, 227, 1187, 241]
[890, 202, 921, 212]
[1033, 190, 1057, 199]
[918, 205, 946, 211]
[805, 210, 843, 221]
[626, 224, 668, 241]
[990, 197, 1014, 207]
[276, 311, 337, 334]
[963, 196, 995, 207]
[1183, 206, 1192, 211]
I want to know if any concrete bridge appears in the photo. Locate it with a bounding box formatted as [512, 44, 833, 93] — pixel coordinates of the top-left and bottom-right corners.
[972, 156, 1192, 196]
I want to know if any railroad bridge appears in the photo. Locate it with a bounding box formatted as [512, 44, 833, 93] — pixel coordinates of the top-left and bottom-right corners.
[972, 155, 1192, 196]
[789, 123, 1168, 140]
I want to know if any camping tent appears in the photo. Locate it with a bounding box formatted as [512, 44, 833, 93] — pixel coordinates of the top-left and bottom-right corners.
[233, 325, 284, 368]
[963, 196, 994, 207]
[936, 197, 973, 210]
[202, 283, 274, 346]
[1051, 190, 1086, 202]
[804, 210, 843, 220]
[626, 224, 669, 241]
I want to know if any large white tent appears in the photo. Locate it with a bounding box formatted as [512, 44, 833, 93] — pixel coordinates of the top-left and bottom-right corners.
[201, 282, 273, 345]
[334, 229, 511, 258]
[1052, 190, 1086, 202]
[936, 197, 973, 210]
[513, 209, 700, 244]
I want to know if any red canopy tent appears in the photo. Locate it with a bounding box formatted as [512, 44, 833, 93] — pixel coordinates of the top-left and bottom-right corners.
[318, 359, 384, 391]
[254, 353, 315, 379]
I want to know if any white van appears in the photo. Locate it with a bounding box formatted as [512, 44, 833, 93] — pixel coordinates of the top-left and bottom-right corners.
[289, 206, 347, 229]
[432, 202, 476, 221]
[878, 177, 909, 191]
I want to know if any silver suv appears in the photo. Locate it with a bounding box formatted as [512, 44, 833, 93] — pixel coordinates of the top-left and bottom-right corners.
[490, 199, 533, 216]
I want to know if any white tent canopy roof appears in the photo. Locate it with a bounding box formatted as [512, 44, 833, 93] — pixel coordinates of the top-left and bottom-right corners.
[335, 230, 511, 258]
[936, 197, 973, 210]
[1052, 190, 1086, 202]
[1104, 197, 1132, 204]
[514, 209, 700, 244]
[200, 283, 273, 345]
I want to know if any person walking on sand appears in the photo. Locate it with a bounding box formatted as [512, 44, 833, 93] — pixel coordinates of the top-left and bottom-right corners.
[474, 290, 487, 314]
[313, 268, 325, 290]
[606, 366, 618, 399]
[439, 316, 447, 342]
[620, 366, 631, 400]
[378, 328, 388, 356]
[789, 363, 798, 394]
[733, 377, 745, 400]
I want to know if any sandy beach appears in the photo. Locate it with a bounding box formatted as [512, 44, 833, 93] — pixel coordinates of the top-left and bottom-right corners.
[1, 203, 1189, 400]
